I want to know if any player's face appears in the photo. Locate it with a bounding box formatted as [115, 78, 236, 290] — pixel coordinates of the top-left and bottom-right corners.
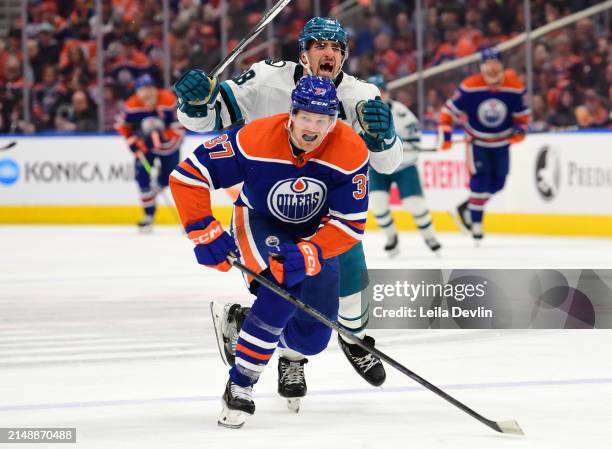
[481, 59, 504, 85]
[136, 86, 158, 107]
[289, 110, 336, 152]
[302, 40, 344, 79]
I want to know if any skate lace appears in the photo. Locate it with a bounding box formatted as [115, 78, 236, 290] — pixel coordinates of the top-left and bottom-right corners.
[353, 352, 379, 373]
[281, 362, 305, 385]
[230, 383, 253, 402]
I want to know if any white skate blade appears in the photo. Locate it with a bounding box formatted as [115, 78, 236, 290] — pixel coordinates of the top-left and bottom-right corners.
[210, 302, 229, 366]
[286, 398, 300, 413]
[385, 247, 400, 258]
[218, 403, 248, 429]
[138, 225, 153, 234]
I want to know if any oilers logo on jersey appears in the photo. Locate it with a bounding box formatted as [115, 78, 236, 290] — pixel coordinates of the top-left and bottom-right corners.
[267, 177, 327, 223]
[477, 98, 508, 128]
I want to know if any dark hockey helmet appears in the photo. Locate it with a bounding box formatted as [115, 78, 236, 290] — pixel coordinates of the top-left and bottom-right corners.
[299, 17, 348, 56]
[290, 75, 339, 117]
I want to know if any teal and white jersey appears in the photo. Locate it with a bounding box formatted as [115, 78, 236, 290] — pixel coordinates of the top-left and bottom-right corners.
[390, 100, 420, 171]
[177, 60, 402, 174]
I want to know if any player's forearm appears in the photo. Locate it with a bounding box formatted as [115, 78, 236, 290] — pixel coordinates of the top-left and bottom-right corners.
[310, 219, 364, 259]
[369, 136, 402, 174]
[169, 165, 213, 229]
[177, 108, 217, 132]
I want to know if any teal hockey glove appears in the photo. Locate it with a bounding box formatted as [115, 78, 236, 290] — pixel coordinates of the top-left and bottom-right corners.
[356, 97, 397, 152]
[173, 69, 219, 118]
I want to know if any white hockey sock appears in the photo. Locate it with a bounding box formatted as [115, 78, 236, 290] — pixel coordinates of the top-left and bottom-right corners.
[338, 292, 367, 342]
[278, 347, 305, 361]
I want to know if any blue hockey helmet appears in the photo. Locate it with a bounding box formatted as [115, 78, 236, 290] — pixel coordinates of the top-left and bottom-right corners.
[298, 17, 348, 55]
[290, 75, 339, 117]
[480, 47, 502, 63]
[135, 73, 155, 90]
[367, 74, 388, 92]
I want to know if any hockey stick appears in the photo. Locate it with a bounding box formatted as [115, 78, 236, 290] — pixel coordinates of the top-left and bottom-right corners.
[227, 253, 524, 436]
[135, 151, 182, 225]
[210, 0, 292, 78]
[0, 141, 17, 151]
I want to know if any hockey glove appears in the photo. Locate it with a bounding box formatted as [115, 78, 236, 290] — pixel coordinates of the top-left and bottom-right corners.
[189, 216, 238, 272]
[127, 135, 147, 154]
[356, 97, 396, 152]
[436, 125, 453, 151]
[507, 124, 527, 144]
[268, 241, 322, 287]
[173, 69, 220, 118]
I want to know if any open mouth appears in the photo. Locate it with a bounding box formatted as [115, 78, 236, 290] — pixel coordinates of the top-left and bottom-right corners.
[302, 133, 318, 142]
[319, 62, 334, 75]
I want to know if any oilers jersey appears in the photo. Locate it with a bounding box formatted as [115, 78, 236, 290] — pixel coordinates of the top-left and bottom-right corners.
[177, 60, 402, 174]
[115, 89, 184, 155]
[439, 70, 530, 148]
[169, 113, 369, 260]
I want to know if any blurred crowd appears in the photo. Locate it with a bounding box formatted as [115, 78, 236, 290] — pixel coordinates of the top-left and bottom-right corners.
[0, 0, 610, 133]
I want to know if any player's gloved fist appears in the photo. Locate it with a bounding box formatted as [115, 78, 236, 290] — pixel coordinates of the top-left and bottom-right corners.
[437, 125, 453, 151]
[507, 124, 527, 144]
[173, 69, 219, 118]
[128, 136, 146, 154]
[188, 216, 238, 272]
[356, 97, 396, 151]
[268, 241, 322, 287]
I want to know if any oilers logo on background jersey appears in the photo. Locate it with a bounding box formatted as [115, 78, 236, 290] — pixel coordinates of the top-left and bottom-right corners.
[477, 98, 508, 128]
[267, 177, 327, 223]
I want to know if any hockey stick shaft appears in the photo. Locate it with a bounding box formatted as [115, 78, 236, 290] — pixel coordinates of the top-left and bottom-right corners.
[135, 151, 181, 225]
[0, 141, 17, 151]
[210, 0, 292, 78]
[227, 255, 523, 435]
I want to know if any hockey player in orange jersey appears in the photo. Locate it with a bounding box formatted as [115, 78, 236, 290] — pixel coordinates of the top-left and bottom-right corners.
[169, 76, 369, 428]
[438, 47, 530, 242]
[115, 74, 184, 232]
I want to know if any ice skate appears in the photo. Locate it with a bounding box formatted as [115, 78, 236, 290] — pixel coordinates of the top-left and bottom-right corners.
[424, 236, 442, 254]
[454, 200, 472, 233]
[210, 302, 250, 366]
[278, 357, 308, 413]
[218, 379, 255, 429]
[472, 223, 484, 246]
[383, 233, 400, 258]
[137, 214, 154, 234]
[338, 335, 386, 387]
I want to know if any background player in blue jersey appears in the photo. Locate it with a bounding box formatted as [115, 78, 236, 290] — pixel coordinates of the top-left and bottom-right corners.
[438, 48, 530, 242]
[169, 76, 370, 428]
[366, 75, 441, 256]
[115, 74, 184, 232]
[173, 17, 389, 388]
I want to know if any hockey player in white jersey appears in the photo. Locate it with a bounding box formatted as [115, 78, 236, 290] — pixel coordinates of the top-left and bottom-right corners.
[365, 75, 441, 256]
[175, 17, 399, 391]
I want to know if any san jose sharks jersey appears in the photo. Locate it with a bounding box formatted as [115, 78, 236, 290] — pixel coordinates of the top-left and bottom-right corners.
[439, 70, 530, 148]
[169, 113, 369, 259]
[177, 60, 402, 174]
[390, 99, 420, 170]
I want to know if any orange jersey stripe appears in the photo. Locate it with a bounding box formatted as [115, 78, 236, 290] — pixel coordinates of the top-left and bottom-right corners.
[234, 206, 265, 276]
[235, 343, 273, 361]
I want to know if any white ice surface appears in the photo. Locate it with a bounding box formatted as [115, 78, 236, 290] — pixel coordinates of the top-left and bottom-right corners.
[1, 226, 612, 449]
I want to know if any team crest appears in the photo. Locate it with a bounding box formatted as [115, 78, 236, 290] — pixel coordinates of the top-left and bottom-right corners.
[314, 87, 326, 96]
[477, 98, 508, 127]
[267, 177, 327, 223]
